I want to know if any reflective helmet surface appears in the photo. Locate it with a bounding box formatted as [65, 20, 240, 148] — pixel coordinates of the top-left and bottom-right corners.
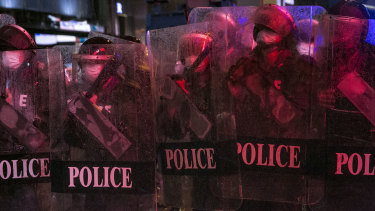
[202, 11, 238, 44]
[329, 1, 371, 45]
[177, 33, 213, 61]
[79, 36, 113, 55]
[0, 24, 36, 50]
[330, 1, 370, 19]
[177, 33, 213, 72]
[78, 36, 114, 64]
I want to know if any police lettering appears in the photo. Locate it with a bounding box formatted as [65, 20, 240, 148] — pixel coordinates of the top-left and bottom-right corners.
[19, 94, 28, 107]
[237, 142, 300, 168]
[68, 166, 132, 188]
[335, 153, 375, 175]
[0, 158, 50, 180]
[164, 148, 216, 170]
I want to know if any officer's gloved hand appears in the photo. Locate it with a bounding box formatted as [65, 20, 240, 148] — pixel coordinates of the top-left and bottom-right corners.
[227, 57, 249, 103]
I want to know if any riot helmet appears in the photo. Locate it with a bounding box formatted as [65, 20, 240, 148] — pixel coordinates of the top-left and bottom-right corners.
[177, 33, 212, 72]
[79, 36, 113, 57]
[78, 37, 114, 83]
[250, 5, 298, 66]
[176, 33, 213, 90]
[330, 1, 371, 19]
[0, 24, 36, 51]
[0, 24, 37, 70]
[328, 1, 371, 49]
[202, 11, 238, 48]
[251, 4, 296, 46]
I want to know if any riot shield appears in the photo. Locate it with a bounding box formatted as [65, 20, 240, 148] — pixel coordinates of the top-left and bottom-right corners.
[148, 22, 242, 210]
[0, 48, 59, 210]
[50, 42, 155, 210]
[321, 15, 375, 210]
[52, 44, 78, 95]
[188, 7, 256, 73]
[323, 15, 375, 141]
[88, 31, 140, 44]
[188, 6, 326, 70]
[187, 5, 328, 207]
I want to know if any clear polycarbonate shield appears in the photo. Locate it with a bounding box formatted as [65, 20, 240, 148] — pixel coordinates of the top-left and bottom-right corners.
[148, 22, 242, 210]
[187, 5, 329, 206]
[190, 5, 328, 135]
[188, 6, 327, 65]
[50, 43, 155, 210]
[321, 15, 375, 210]
[323, 15, 375, 140]
[52, 44, 78, 98]
[0, 48, 59, 210]
[188, 7, 256, 72]
[88, 31, 139, 44]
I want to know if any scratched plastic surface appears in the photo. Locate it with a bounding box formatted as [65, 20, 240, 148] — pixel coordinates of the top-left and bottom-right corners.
[321, 15, 375, 210]
[0, 49, 58, 210]
[323, 15, 375, 131]
[51, 42, 156, 210]
[187, 6, 329, 207]
[148, 21, 242, 210]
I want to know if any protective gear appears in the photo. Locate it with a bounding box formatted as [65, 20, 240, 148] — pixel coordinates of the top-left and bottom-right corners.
[176, 33, 213, 101]
[330, 1, 373, 19]
[0, 25, 50, 211]
[0, 25, 36, 72]
[2, 50, 25, 70]
[177, 33, 212, 68]
[0, 24, 36, 51]
[88, 32, 141, 44]
[324, 13, 375, 142]
[331, 16, 364, 50]
[78, 37, 113, 63]
[251, 4, 296, 40]
[176, 33, 213, 93]
[255, 29, 282, 44]
[78, 37, 114, 83]
[202, 11, 238, 47]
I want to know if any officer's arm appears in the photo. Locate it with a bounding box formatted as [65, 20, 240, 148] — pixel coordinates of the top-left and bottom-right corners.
[244, 73, 303, 125]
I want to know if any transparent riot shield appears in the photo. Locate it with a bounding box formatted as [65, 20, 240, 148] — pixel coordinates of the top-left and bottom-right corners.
[148, 22, 242, 210]
[0, 48, 59, 210]
[323, 15, 375, 141]
[188, 7, 257, 72]
[50, 42, 155, 210]
[321, 15, 375, 210]
[52, 45, 79, 94]
[186, 5, 329, 207]
[88, 31, 140, 44]
[188, 6, 326, 70]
